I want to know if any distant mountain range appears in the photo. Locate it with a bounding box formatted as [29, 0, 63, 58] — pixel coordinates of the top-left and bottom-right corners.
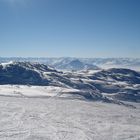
[52, 59, 99, 71]
[0, 57, 140, 71]
[0, 61, 140, 104]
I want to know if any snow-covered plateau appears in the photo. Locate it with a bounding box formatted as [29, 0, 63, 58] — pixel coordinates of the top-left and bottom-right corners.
[0, 61, 140, 140]
[0, 96, 140, 140]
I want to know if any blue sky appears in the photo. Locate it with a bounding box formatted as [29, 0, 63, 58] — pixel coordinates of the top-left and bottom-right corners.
[0, 0, 140, 58]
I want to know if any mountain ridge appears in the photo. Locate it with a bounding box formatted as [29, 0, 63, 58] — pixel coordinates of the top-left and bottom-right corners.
[0, 57, 140, 71]
[0, 61, 139, 105]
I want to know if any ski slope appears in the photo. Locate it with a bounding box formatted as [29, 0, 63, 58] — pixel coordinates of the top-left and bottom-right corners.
[0, 96, 139, 140]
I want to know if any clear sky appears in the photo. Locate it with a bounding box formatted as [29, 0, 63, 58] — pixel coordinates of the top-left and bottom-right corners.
[0, 0, 140, 58]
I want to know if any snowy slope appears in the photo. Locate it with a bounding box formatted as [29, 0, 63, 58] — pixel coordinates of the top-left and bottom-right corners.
[0, 61, 140, 140]
[0, 61, 140, 104]
[0, 96, 139, 140]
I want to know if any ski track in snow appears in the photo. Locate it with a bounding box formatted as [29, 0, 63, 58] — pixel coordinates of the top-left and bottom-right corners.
[0, 96, 139, 140]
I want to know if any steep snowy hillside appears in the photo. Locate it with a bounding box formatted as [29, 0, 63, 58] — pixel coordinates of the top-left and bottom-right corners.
[0, 61, 100, 90]
[0, 62, 55, 85]
[0, 61, 140, 104]
[87, 68, 140, 102]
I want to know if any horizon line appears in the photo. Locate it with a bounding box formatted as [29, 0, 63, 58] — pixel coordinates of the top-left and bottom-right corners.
[0, 56, 140, 59]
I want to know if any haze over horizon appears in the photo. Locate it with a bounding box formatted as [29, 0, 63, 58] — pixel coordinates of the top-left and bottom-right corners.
[0, 0, 140, 58]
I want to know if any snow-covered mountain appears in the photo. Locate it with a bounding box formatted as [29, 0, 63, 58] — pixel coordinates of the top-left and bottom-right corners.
[82, 58, 140, 71]
[0, 61, 101, 100]
[53, 59, 99, 71]
[1, 57, 140, 71]
[0, 61, 55, 85]
[87, 68, 140, 102]
[0, 61, 140, 104]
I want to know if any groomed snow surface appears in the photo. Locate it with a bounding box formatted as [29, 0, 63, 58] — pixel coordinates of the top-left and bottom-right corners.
[0, 86, 140, 140]
[0, 85, 80, 98]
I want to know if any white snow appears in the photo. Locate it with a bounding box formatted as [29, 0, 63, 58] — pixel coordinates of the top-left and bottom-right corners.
[0, 96, 139, 140]
[0, 85, 80, 98]
[1, 61, 13, 68]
